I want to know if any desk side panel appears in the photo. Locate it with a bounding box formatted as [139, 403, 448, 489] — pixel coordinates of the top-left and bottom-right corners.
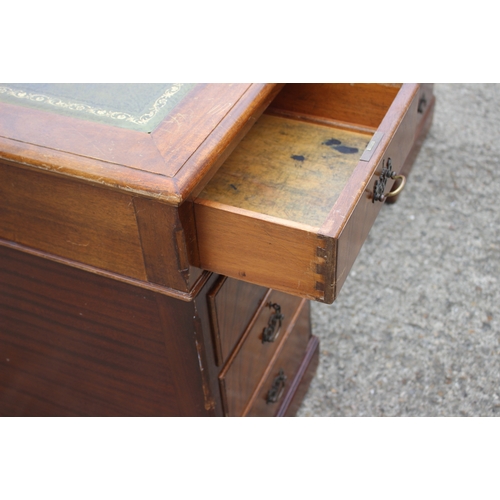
[0, 245, 212, 416]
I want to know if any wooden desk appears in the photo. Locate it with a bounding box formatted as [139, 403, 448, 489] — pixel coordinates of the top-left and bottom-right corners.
[0, 83, 434, 416]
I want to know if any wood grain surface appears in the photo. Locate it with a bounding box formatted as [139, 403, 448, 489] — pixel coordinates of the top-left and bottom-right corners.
[385, 84, 435, 204]
[0, 161, 147, 280]
[0, 245, 219, 416]
[198, 114, 371, 227]
[0, 84, 282, 205]
[219, 290, 302, 416]
[195, 83, 426, 303]
[329, 84, 421, 296]
[244, 300, 311, 417]
[207, 276, 268, 366]
[133, 197, 200, 291]
[269, 83, 401, 129]
[194, 200, 330, 301]
[277, 334, 320, 417]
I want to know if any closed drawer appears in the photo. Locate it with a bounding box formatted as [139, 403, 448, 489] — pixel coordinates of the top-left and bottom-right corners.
[219, 289, 302, 416]
[244, 300, 311, 417]
[207, 275, 268, 366]
[194, 84, 423, 303]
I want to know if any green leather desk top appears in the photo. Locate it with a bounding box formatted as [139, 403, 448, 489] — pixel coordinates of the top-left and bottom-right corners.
[0, 83, 196, 132]
[0, 83, 278, 204]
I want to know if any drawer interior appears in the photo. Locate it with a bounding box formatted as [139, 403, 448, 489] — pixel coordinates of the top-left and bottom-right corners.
[199, 84, 401, 228]
[194, 84, 418, 303]
[199, 114, 370, 228]
[268, 83, 401, 130]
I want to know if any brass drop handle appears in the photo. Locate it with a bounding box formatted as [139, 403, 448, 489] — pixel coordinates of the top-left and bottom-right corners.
[385, 174, 406, 198]
[262, 302, 284, 343]
[373, 158, 406, 202]
[266, 369, 287, 404]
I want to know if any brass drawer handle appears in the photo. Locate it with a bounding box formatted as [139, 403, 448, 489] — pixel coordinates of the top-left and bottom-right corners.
[385, 174, 406, 198]
[373, 158, 406, 202]
[266, 368, 287, 404]
[262, 302, 284, 344]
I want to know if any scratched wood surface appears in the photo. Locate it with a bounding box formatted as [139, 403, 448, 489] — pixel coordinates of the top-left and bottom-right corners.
[198, 114, 371, 227]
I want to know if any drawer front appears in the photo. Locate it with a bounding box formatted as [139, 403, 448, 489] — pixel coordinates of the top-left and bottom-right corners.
[385, 84, 435, 205]
[244, 300, 311, 417]
[219, 290, 302, 416]
[331, 88, 423, 294]
[195, 84, 429, 304]
[207, 276, 268, 366]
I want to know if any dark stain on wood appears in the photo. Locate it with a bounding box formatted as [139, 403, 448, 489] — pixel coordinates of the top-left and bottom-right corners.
[291, 155, 305, 162]
[322, 138, 341, 146]
[322, 138, 359, 154]
[335, 145, 359, 154]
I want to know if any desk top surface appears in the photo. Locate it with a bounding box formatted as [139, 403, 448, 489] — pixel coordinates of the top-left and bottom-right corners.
[0, 84, 197, 132]
[0, 83, 280, 204]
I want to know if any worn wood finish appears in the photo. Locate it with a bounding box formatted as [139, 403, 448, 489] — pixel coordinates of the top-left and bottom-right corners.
[0, 161, 147, 280]
[0, 245, 221, 416]
[199, 114, 371, 227]
[186, 272, 226, 415]
[0, 84, 281, 205]
[133, 197, 201, 292]
[0, 100, 168, 173]
[0, 83, 282, 294]
[155, 272, 222, 416]
[177, 84, 284, 201]
[195, 84, 425, 303]
[219, 290, 302, 416]
[244, 300, 311, 417]
[0, 83, 435, 416]
[207, 276, 268, 366]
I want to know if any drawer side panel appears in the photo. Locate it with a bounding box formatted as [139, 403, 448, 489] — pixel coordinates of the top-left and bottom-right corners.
[333, 85, 422, 295]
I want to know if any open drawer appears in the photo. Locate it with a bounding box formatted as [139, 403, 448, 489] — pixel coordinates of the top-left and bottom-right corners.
[194, 84, 425, 303]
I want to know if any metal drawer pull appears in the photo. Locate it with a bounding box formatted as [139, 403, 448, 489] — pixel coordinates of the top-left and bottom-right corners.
[266, 369, 287, 404]
[373, 158, 406, 202]
[385, 174, 406, 198]
[262, 302, 284, 343]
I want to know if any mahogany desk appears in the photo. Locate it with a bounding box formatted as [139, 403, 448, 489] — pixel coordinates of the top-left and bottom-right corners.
[0, 84, 434, 416]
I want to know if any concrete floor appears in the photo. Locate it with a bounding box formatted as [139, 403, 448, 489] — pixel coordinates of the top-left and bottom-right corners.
[297, 84, 500, 417]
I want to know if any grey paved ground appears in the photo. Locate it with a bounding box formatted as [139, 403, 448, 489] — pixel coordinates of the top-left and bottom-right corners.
[297, 83, 500, 417]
